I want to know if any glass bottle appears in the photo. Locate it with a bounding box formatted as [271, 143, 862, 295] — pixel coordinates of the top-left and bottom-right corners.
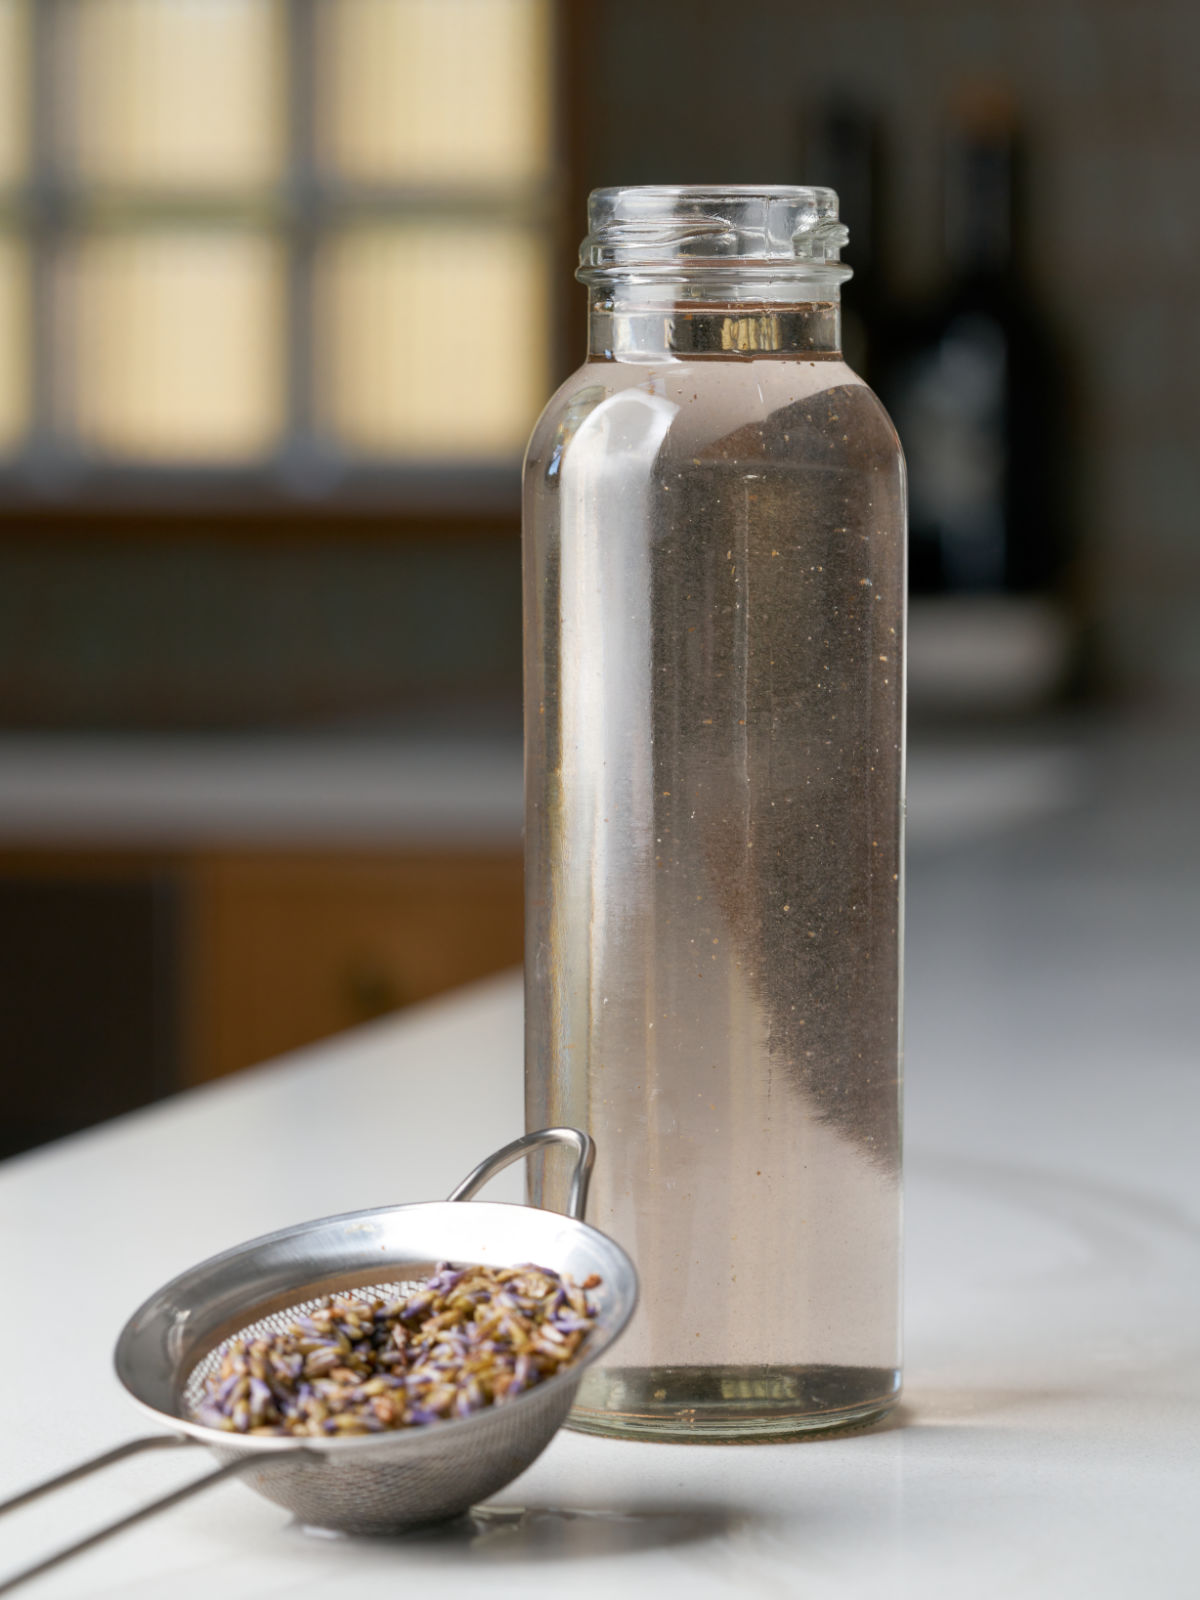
[523, 186, 905, 1440]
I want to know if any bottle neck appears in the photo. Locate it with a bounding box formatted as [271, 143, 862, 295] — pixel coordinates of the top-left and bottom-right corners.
[587, 285, 843, 361]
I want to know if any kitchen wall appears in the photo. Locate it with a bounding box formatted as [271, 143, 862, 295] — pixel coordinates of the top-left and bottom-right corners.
[0, 533, 522, 730]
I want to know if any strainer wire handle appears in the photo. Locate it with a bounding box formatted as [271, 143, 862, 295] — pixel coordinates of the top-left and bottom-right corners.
[446, 1126, 595, 1220]
[0, 1432, 191, 1519]
[0, 1449, 297, 1598]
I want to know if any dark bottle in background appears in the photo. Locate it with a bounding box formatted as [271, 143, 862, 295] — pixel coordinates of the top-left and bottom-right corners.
[875, 85, 1077, 713]
[801, 99, 886, 384]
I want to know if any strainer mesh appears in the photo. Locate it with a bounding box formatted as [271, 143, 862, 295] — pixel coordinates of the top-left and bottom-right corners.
[182, 1277, 425, 1415]
[176, 1269, 584, 1533]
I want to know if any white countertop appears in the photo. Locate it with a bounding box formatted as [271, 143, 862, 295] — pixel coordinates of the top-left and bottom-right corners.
[1, 720, 1198, 1598]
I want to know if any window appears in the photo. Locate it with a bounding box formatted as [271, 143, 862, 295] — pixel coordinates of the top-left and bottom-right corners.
[0, 0, 557, 499]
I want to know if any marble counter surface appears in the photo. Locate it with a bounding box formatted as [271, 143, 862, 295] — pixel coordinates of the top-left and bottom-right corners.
[0, 719, 1197, 1598]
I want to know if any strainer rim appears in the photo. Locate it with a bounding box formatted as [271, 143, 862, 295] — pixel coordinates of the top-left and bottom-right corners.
[113, 1197, 637, 1456]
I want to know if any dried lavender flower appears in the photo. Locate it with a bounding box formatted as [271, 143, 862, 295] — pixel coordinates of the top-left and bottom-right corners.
[193, 1263, 602, 1438]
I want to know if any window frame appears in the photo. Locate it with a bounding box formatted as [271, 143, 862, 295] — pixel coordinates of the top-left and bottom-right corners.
[0, 0, 586, 526]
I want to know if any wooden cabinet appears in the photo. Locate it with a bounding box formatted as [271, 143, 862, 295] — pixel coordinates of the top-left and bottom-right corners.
[187, 851, 524, 1083]
[0, 847, 523, 1155]
[0, 866, 179, 1157]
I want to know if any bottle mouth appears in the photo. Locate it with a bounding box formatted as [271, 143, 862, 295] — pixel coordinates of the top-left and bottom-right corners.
[579, 185, 851, 283]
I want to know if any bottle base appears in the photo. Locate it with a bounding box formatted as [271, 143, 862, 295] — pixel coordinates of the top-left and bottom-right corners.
[566, 1363, 901, 1442]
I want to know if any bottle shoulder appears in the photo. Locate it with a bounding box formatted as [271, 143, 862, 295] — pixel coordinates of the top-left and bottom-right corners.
[525, 357, 901, 486]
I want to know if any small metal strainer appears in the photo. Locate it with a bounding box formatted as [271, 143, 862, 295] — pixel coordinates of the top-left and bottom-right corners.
[0, 1128, 638, 1596]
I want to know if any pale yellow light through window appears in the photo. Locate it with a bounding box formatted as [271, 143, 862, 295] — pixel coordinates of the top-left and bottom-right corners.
[0, 0, 28, 191]
[0, 236, 29, 451]
[65, 231, 286, 461]
[315, 222, 550, 459]
[62, 0, 286, 190]
[317, 0, 553, 187]
[3, 0, 557, 471]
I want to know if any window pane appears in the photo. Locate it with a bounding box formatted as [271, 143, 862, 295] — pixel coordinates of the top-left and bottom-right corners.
[0, 0, 29, 189]
[59, 230, 286, 461]
[316, 0, 553, 188]
[58, 0, 286, 191]
[314, 222, 550, 459]
[0, 235, 29, 452]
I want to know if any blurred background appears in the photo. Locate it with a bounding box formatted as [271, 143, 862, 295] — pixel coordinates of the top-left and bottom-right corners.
[0, 0, 1196, 1157]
